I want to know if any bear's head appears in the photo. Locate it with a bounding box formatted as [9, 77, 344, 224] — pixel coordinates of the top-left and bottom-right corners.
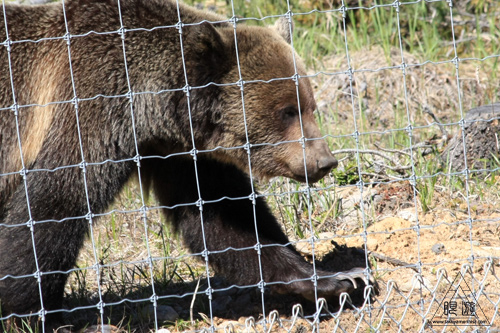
[186, 18, 337, 183]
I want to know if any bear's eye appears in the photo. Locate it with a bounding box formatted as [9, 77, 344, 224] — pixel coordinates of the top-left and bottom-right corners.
[280, 106, 299, 122]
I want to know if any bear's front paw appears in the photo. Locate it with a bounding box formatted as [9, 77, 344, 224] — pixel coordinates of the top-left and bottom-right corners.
[288, 267, 378, 305]
[312, 267, 379, 307]
[326, 267, 377, 293]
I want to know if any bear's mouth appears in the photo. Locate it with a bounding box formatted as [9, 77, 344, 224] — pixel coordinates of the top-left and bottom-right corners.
[289, 156, 338, 184]
[289, 167, 330, 184]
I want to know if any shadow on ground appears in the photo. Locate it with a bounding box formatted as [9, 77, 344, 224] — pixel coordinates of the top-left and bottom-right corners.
[61, 243, 374, 331]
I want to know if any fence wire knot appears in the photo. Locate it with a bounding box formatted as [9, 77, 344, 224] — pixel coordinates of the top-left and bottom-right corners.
[85, 212, 94, 222]
[33, 270, 42, 282]
[458, 117, 466, 128]
[201, 249, 210, 259]
[253, 242, 262, 255]
[10, 102, 18, 116]
[125, 90, 134, 101]
[183, 84, 191, 96]
[405, 124, 414, 134]
[3, 37, 11, 52]
[346, 66, 354, 80]
[38, 308, 46, 321]
[79, 160, 88, 171]
[71, 97, 80, 108]
[63, 32, 72, 45]
[248, 192, 257, 205]
[149, 295, 158, 307]
[298, 136, 306, 148]
[196, 198, 204, 211]
[310, 273, 318, 285]
[230, 16, 238, 27]
[257, 280, 266, 291]
[19, 167, 27, 179]
[140, 205, 149, 214]
[339, 5, 346, 18]
[96, 300, 105, 313]
[243, 142, 252, 153]
[236, 79, 245, 90]
[26, 218, 35, 231]
[175, 21, 184, 33]
[400, 61, 407, 75]
[118, 26, 127, 39]
[133, 154, 141, 167]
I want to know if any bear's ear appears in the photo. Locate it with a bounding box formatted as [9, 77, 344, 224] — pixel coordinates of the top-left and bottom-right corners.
[188, 22, 231, 85]
[273, 17, 293, 44]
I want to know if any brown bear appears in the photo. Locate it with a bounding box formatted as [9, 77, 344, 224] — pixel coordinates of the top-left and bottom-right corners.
[0, 0, 370, 329]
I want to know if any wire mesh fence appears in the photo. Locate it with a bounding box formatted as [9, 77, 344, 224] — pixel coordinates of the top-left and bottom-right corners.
[0, 0, 499, 332]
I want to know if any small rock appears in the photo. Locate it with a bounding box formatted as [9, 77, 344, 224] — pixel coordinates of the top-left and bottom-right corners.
[318, 232, 336, 240]
[398, 209, 417, 223]
[400, 276, 432, 292]
[79, 325, 121, 333]
[143, 304, 179, 323]
[432, 243, 445, 255]
[372, 194, 383, 206]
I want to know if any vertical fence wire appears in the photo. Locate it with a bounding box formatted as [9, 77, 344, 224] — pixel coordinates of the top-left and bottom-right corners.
[394, 0, 425, 316]
[175, 1, 219, 330]
[280, 7, 321, 329]
[339, 0, 374, 325]
[60, 0, 106, 327]
[115, 0, 161, 330]
[1, 1, 46, 328]
[227, 1, 269, 327]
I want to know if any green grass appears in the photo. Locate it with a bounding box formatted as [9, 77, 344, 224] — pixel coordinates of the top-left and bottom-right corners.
[186, 0, 500, 66]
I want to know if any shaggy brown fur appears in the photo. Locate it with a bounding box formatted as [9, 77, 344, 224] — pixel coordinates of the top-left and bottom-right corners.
[0, 0, 369, 329]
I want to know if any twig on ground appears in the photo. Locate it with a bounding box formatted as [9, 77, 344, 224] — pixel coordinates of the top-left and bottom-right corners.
[423, 106, 449, 138]
[370, 251, 419, 273]
[190, 277, 202, 325]
[373, 142, 412, 157]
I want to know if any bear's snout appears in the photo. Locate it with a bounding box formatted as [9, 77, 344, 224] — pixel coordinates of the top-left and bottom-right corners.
[285, 142, 337, 183]
[317, 154, 338, 172]
[304, 149, 337, 183]
[304, 139, 337, 183]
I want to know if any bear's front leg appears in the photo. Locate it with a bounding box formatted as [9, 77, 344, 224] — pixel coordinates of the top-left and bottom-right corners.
[173, 199, 373, 304]
[147, 156, 374, 304]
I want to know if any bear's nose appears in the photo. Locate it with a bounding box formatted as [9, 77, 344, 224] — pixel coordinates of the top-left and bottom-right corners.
[317, 155, 338, 172]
